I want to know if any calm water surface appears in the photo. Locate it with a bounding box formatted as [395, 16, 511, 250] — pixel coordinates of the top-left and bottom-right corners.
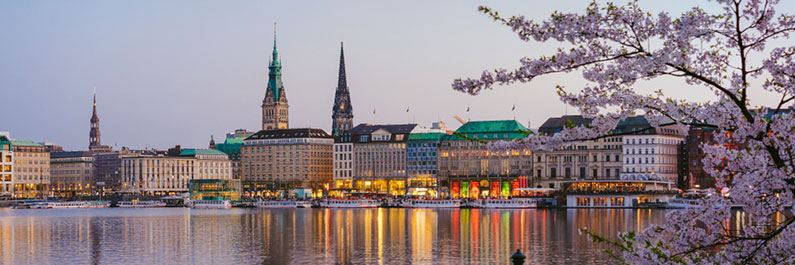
[0, 208, 668, 264]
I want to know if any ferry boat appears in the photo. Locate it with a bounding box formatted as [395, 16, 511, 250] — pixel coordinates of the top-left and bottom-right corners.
[188, 200, 232, 209]
[472, 198, 536, 209]
[563, 179, 676, 208]
[117, 200, 167, 208]
[667, 198, 702, 209]
[402, 199, 461, 208]
[319, 198, 379, 208]
[42, 201, 111, 209]
[255, 200, 313, 208]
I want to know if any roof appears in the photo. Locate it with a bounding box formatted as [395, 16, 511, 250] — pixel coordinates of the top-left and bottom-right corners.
[50, 151, 93, 159]
[10, 140, 43, 147]
[245, 128, 332, 140]
[349, 124, 417, 143]
[613, 115, 678, 136]
[538, 115, 592, 135]
[442, 120, 529, 141]
[179, 149, 227, 156]
[350, 124, 417, 135]
[408, 132, 447, 142]
[223, 137, 244, 144]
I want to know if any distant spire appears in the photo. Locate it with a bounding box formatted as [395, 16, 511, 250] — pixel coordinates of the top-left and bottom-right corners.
[272, 22, 278, 54]
[89, 88, 101, 148]
[338, 42, 347, 91]
[331, 41, 354, 135]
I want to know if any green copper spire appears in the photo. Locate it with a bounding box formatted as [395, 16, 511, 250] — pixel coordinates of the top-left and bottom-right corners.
[266, 22, 283, 102]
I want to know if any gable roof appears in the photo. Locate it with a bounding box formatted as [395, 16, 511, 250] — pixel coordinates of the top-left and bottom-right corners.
[538, 115, 592, 135]
[441, 120, 529, 141]
[245, 128, 332, 140]
[179, 149, 227, 156]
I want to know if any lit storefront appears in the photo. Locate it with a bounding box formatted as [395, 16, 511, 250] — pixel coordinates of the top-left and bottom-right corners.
[438, 120, 534, 199]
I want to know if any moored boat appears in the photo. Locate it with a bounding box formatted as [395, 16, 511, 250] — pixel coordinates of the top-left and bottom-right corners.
[255, 200, 313, 208]
[402, 199, 461, 208]
[472, 198, 536, 209]
[42, 201, 111, 209]
[320, 198, 379, 208]
[117, 200, 167, 208]
[188, 200, 232, 209]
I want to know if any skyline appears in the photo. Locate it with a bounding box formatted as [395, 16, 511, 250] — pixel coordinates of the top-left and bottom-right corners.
[2, 0, 793, 151]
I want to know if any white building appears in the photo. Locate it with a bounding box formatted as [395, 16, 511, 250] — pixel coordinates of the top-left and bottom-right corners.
[616, 116, 685, 183]
[121, 147, 231, 195]
[333, 132, 354, 190]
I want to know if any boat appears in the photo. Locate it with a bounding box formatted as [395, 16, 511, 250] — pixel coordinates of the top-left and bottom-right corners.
[40, 201, 111, 209]
[255, 200, 313, 208]
[117, 200, 167, 208]
[472, 198, 536, 209]
[319, 198, 379, 208]
[188, 200, 232, 209]
[666, 198, 702, 209]
[402, 199, 461, 208]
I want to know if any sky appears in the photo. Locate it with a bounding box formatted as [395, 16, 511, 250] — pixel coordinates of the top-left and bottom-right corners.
[1, 0, 793, 151]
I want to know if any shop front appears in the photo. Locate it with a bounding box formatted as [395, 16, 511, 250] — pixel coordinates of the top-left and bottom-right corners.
[449, 178, 520, 199]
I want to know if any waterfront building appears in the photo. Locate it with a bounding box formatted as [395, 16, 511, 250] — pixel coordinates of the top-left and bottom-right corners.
[0, 135, 13, 196]
[615, 115, 685, 184]
[331, 42, 354, 136]
[189, 179, 242, 201]
[437, 120, 533, 199]
[50, 151, 95, 197]
[121, 146, 231, 195]
[350, 123, 416, 196]
[214, 129, 255, 180]
[332, 132, 353, 192]
[406, 129, 447, 197]
[241, 128, 333, 197]
[88, 91, 113, 152]
[532, 115, 623, 189]
[261, 33, 289, 130]
[562, 179, 676, 208]
[94, 148, 142, 192]
[11, 140, 49, 198]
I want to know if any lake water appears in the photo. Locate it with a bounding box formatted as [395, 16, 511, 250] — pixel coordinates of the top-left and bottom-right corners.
[0, 208, 668, 264]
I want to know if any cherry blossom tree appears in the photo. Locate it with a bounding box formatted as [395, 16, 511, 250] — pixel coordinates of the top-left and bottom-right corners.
[453, 0, 795, 264]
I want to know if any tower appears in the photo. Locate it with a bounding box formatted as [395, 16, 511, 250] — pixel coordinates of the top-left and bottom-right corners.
[89, 90, 101, 149]
[331, 42, 354, 135]
[262, 23, 289, 130]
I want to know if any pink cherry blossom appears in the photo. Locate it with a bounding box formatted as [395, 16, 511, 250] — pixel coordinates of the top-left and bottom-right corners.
[455, 0, 795, 264]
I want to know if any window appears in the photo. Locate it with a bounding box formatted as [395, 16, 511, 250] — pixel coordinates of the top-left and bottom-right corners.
[360, 135, 369, 142]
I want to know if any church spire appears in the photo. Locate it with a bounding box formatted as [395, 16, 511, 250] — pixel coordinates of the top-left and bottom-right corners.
[89, 88, 101, 148]
[337, 42, 347, 91]
[332, 42, 354, 135]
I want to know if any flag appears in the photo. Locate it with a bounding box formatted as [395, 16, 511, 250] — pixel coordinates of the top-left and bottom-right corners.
[512, 104, 516, 111]
[373, 108, 376, 115]
[466, 106, 470, 112]
[406, 107, 410, 112]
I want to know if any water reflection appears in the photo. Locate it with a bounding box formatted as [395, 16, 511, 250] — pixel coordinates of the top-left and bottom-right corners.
[0, 208, 668, 264]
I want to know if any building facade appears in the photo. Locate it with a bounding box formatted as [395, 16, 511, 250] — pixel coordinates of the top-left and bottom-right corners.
[615, 116, 685, 184]
[438, 120, 533, 199]
[121, 147, 231, 195]
[406, 131, 446, 197]
[351, 124, 416, 196]
[11, 140, 49, 198]
[532, 115, 623, 189]
[331, 42, 354, 136]
[261, 34, 289, 130]
[241, 128, 333, 197]
[50, 151, 95, 197]
[214, 129, 255, 180]
[0, 135, 13, 196]
[332, 132, 354, 192]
